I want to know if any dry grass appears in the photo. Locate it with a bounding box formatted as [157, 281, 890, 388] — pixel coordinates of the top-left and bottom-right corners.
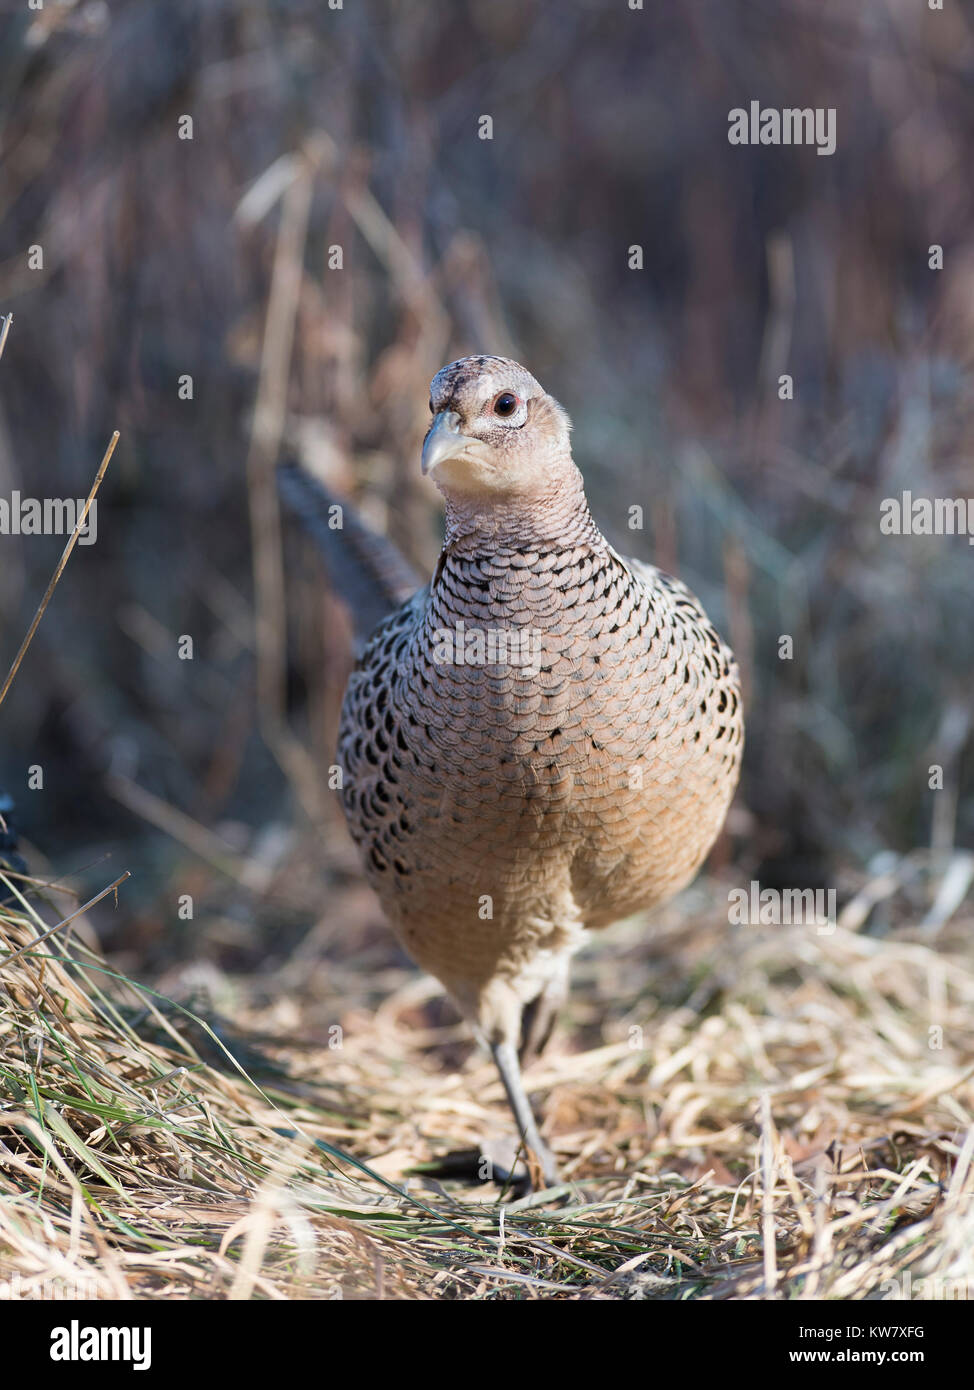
[2, 863, 972, 1301]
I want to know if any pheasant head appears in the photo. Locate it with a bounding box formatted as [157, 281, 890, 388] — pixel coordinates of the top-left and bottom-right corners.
[421, 355, 574, 504]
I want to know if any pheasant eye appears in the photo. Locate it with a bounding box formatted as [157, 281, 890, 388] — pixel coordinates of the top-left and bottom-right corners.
[493, 392, 519, 417]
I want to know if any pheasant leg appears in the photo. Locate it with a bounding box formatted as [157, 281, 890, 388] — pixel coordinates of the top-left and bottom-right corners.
[490, 1039, 560, 1189]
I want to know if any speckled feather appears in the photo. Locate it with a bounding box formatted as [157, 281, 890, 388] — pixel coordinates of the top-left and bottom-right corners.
[337, 358, 743, 1050]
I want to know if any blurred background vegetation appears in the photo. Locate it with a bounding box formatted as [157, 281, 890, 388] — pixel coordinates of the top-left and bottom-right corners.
[1, 0, 972, 984]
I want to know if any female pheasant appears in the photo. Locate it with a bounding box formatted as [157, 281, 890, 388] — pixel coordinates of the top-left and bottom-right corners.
[336, 355, 743, 1186]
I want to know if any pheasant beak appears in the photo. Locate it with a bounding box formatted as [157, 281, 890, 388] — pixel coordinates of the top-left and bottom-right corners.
[422, 410, 477, 476]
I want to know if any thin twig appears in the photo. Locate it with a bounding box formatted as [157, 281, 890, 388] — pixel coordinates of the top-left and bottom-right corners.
[759, 1091, 779, 1298]
[105, 771, 262, 889]
[0, 871, 130, 972]
[244, 144, 327, 827]
[0, 431, 119, 713]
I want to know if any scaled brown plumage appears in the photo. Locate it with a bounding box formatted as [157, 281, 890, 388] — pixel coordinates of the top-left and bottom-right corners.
[337, 355, 743, 1185]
